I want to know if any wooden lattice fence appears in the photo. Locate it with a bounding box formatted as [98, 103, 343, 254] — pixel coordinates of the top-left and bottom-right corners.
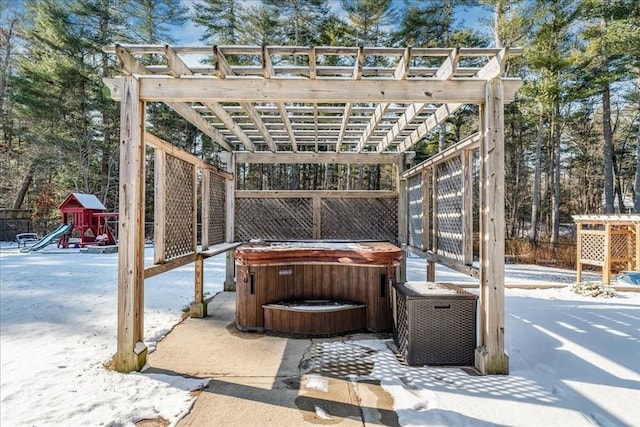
[574, 214, 640, 285]
[402, 134, 478, 276]
[235, 191, 398, 242]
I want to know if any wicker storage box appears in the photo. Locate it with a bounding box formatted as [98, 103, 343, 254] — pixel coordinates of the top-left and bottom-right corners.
[392, 282, 478, 366]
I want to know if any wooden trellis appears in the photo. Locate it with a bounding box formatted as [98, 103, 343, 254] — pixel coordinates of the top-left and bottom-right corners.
[403, 133, 477, 277]
[106, 43, 522, 375]
[574, 214, 640, 285]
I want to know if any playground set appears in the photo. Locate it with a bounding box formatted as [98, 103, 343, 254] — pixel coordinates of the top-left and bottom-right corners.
[24, 193, 118, 252]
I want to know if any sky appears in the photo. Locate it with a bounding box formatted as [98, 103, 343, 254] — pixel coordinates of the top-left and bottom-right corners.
[171, 1, 495, 45]
[1, 241, 639, 426]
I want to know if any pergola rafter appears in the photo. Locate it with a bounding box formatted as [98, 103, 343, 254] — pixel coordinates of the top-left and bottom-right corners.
[105, 44, 522, 153]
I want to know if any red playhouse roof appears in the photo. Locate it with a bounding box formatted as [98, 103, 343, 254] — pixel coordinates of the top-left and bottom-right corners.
[58, 193, 107, 211]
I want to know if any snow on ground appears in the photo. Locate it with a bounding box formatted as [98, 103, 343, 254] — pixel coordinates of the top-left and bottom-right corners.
[1, 242, 638, 426]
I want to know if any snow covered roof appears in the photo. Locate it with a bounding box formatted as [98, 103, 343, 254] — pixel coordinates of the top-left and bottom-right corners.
[59, 193, 106, 211]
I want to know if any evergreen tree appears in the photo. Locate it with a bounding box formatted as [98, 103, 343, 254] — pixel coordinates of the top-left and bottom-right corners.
[340, 0, 395, 47]
[264, 0, 330, 46]
[575, 0, 639, 213]
[192, 0, 244, 44]
[525, 0, 578, 243]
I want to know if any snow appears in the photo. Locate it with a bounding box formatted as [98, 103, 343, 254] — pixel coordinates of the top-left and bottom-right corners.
[1, 242, 639, 426]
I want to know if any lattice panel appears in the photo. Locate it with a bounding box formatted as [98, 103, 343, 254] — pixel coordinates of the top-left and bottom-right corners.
[408, 174, 425, 249]
[208, 173, 226, 245]
[580, 232, 605, 264]
[611, 231, 632, 259]
[321, 198, 398, 242]
[436, 156, 463, 261]
[165, 154, 195, 260]
[235, 198, 313, 241]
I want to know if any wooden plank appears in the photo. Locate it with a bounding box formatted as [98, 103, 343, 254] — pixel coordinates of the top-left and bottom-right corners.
[312, 196, 322, 239]
[336, 103, 353, 152]
[201, 169, 210, 249]
[356, 47, 412, 153]
[225, 153, 235, 243]
[394, 48, 510, 153]
[199, 242, 243, 258]
[476, 78, 508, 375]
[204, 101, 257, 151]
[145, 133, 230, 177]
[462, 150, 473, 265]
[235, 190, 397, 199]
[215, 46, 276, 151]
[576, 222, 583, 282]
[154, 149, 166, 264]
[106, 77, 503, 104]
[165, 101, 235, 152]
[401, 133, 481, 178]
[604, 223, 612, 285]
[115, 76, 147, 372]
[144, 253, 196, 279]
[191, 162, 198, 253]
[376, 48, 460, 153]
[404, 245, 479, 278]
[111, 46, 235, 152]
[234, 151, 398, 164]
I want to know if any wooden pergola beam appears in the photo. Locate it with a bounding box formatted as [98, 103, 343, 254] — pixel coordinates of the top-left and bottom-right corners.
[234, 151, 399, 164]
[103, 77, 521, 104]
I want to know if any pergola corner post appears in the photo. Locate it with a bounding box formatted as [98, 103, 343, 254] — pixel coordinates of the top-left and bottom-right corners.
[475, 77, 508, 375]
[115, 76, 147, 372]
[224, 152, 236, 291]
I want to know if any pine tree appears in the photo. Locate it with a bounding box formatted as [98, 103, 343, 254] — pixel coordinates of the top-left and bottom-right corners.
[192, 0, 244, 44]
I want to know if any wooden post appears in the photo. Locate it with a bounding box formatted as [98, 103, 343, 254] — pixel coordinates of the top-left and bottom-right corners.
[201, 169, 211, 250]
[115, 76, 147, 372]
[475, 78, 509, 375]
[576, 221, 583, 283]
[397, 152, 408, 283]
[603, 222, 611, 285]
[191, 253, 207, 318]
[153, 149, 166, 265]
[462, 150, 473, 265]
[224, 153, 236, 291]
[427, 167, 437, 282]
[312, 195, 322, 239]
[635, 222, 640, 272]
[191, 169, 209, 318]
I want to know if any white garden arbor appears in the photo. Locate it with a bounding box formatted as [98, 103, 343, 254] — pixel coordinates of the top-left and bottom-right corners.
[104, 44, 522, 375]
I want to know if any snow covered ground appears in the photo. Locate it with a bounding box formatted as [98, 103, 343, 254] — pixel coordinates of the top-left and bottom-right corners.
[1, 243, 638, 426]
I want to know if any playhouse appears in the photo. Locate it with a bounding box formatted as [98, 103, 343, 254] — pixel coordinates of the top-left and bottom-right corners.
[58, 193, 117, 247]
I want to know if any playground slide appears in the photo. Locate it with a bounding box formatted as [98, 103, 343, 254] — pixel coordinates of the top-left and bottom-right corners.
[22, 223, 73, 253]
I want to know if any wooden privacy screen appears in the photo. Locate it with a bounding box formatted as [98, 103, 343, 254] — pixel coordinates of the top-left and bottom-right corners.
[403, 133, 477, 274]
[234, 191, 398, 242]
[146, 133, 229, 276]
[574, 214, 640, 285]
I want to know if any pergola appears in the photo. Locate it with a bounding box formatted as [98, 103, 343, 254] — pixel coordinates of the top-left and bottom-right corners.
[104, 44, 523, 375]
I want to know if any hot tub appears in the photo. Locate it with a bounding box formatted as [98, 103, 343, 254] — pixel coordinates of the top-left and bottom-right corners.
[235, 241, 402, 335]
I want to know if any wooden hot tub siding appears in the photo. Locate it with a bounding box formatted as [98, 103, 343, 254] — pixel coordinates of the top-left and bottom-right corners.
[236, 263, 395, 333]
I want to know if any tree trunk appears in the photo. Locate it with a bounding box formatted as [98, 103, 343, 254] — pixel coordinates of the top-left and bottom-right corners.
[551, 103, 561, 245]
[529, 115, 544, 243]
[635, 110, 640, 213]
[13, 162, 37, 209]
[603, 83, 615, 213]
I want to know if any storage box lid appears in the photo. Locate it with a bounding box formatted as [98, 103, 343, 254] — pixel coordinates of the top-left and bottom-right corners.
[394, 282, 478, 300]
